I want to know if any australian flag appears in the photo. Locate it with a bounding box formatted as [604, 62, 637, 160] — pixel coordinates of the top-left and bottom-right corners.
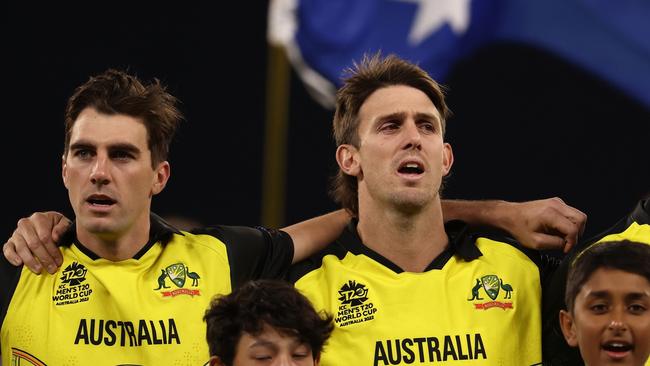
[269, 0, 650, 109]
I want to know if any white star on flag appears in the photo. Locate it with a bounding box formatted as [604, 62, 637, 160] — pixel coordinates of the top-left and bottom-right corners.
[396, 0, 472, 45]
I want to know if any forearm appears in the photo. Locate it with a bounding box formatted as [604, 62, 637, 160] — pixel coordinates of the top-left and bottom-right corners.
[282, 209, 351, 264]
[442, 197, 586, 251]
[441, 199, 511, 229]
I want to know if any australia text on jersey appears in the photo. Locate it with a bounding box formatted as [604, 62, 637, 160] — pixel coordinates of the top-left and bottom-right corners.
[74, 318, 181, 347]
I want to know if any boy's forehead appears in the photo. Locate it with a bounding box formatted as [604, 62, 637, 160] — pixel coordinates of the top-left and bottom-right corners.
[242, 325, 308, 347]
[579, 268, 650, 298]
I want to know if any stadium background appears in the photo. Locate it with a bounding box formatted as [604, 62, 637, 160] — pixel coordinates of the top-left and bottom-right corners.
[3, 2, 649, 243]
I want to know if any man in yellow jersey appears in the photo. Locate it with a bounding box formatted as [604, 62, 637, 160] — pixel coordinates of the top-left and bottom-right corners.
[288, 53, 585, 365]
[1, 68, 585, 364]
[0, 69, 349, 365]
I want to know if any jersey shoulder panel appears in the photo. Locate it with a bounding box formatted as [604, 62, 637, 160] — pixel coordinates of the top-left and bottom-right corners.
[191, 225, 294, 286]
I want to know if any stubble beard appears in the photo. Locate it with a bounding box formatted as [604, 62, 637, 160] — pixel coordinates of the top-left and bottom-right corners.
[388, 188, 436, 216]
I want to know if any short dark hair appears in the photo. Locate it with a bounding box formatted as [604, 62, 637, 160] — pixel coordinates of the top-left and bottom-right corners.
[64, 69, 183, 167]
[204, 280, 334, 365]
[331, 53, 450, 216]
[565, 240, 650, 312]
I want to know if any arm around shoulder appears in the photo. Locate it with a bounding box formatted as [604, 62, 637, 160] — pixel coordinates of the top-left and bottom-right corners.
[441, 198, 587, 252]
[282, 209, 351, 264]
[2, 211, 71, 274]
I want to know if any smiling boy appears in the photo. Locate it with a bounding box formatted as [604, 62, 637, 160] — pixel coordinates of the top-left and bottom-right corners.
[560, 241, 650, 366]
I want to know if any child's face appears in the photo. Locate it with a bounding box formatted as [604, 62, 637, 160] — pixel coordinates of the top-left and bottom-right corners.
[560, 268, 650, 366]
[226, 324, 318, 366]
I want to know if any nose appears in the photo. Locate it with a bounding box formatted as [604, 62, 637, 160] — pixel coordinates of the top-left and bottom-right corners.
[402, 120, 422, 151]
[90, 156, 111, 185]
[274, 355, 298, 366]
[608, 320, 628, 332]
[607, 308, 629, 333]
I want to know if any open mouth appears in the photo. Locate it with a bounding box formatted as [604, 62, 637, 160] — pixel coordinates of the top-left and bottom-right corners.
[87, 195, 116, 206]
[602, 341, 633, 358]
[398, 162, 424, 175]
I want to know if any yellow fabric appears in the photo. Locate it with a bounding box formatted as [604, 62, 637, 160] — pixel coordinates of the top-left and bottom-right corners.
[595, 221, 650, 244]
[295, 238, 542, 366]
[2, 232, 230, 365]
[572, 222, 650, 267]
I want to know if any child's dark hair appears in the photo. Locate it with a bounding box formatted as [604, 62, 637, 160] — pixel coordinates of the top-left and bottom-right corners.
[204, 280, 334, 365]
[565, 240, 650, 312]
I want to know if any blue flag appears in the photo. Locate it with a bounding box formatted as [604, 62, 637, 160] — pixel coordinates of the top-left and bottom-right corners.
[269, 0, 650, 108]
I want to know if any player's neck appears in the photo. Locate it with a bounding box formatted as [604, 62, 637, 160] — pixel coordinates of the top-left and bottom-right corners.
[76, 214, 151, 261]
[357, 199, 448, 272]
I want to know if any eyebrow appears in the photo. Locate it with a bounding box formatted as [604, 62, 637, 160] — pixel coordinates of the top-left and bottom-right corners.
[374, 111, 441, 129]
[626, 292, 650, 302]
[377, 111, 439, 122]
[69, 141, 93, 149]
[414, 112, 440, 122]
[376, 111, 405, 123]
[249, 338, 308, 349]
[69, 141, 141, 155]
[250, 340, 274, 348]
[108, 143, 141, 155]
[585, 290, 609, 299]
[586, 290, 650, 300]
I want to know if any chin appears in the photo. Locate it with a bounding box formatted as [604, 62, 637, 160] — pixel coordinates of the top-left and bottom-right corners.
[79, 217, 120, 235]
[391, 195, 432, 214]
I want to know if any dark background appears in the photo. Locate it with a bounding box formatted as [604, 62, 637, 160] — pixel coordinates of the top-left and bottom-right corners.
[4, 3, 649, 241]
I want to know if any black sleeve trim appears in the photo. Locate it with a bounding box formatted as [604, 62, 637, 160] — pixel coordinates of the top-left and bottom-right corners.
[191, 225, 294, 288]
[0, 257, 22, 331]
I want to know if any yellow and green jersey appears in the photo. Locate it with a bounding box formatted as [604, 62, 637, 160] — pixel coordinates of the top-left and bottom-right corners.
[0, 214, 293, 365]
[290, 221, 546, 366]
[542, 198, 650, 366]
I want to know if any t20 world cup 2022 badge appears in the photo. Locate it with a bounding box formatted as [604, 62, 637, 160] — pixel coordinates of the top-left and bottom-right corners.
[334, 280, 378, 327]
[52, 261, 93, 306]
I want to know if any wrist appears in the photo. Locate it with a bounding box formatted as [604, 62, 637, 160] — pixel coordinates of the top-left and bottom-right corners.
[487, 200, 517, 232]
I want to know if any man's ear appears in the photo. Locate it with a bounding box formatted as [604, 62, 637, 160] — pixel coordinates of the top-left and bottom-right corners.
[441, 142, 454, 177]
[336, 144, 361, 177]
[209, 356, 225, 366]
[62, 155, 69, 189]
[559, 309, 579, 347]
[151, 161, 171, 196]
